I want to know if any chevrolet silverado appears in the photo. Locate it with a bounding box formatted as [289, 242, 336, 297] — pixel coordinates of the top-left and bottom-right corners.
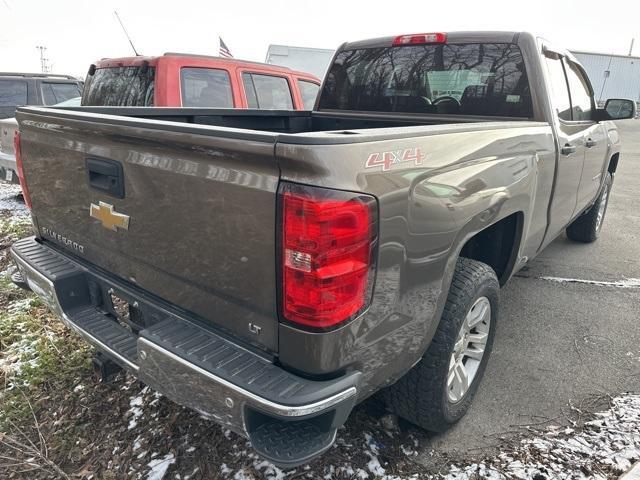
[10, 31, 636, 467]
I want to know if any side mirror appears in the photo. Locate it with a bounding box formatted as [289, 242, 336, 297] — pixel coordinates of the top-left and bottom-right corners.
[603, 98, 637, 120]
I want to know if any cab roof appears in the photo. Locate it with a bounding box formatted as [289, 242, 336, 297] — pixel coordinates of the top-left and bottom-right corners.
[92, 54, 319, 80]
[341, 31, 525, 50]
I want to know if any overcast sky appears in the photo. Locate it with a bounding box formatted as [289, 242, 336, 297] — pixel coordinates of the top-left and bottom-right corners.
[1, 0, 638, 78]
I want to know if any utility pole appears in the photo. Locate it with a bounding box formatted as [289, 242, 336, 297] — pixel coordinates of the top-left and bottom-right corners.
[36, 45, 50, 73]
[629, 38, 635, 57]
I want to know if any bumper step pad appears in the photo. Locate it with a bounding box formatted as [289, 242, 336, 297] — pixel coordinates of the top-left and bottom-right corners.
[71, 306, 138, 367]
[251, 420, 336, 468]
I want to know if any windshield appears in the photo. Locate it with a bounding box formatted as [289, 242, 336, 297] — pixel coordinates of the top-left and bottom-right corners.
[82, 66, 155, 106]
[318, 42, 532, 118]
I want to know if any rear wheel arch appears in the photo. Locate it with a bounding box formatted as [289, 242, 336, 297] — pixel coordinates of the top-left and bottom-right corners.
[458, 211, 524, 285]
[607, 153, 619, 174]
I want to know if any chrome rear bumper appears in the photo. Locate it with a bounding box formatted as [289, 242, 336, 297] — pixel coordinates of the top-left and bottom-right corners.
[11, 236, 359, 467]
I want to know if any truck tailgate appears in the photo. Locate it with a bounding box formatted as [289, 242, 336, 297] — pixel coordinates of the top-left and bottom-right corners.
[17, 108, 280, 352]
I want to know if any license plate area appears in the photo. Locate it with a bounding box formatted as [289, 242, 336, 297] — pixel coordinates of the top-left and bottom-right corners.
[108, 290, 144, 333]
[109, 291, 140, 333]
[83, 275, 172, 336]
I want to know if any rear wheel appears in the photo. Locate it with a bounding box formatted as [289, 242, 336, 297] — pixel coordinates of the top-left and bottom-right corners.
[566, 172, 612, 243]
[382, 257, 499, 432]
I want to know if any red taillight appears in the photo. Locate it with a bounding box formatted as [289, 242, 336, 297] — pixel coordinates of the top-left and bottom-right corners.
[280, 183, 377, 329]
[13, 131, 32, 210]
[393, 32, 447, 46]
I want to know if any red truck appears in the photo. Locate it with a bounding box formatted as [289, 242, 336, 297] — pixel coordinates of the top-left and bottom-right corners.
[82, 53, 321, 110]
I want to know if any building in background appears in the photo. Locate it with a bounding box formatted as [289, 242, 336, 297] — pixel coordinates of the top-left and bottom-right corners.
[572, 50, 640, 104]
[265, 45, 335, 79]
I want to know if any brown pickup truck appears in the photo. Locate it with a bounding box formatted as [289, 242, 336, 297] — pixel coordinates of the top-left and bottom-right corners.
[10, 31, 636, 467]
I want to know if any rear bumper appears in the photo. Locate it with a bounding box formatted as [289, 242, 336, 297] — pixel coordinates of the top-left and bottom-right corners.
[0, 151, 18, 183]
[0, 151, 15, 170]
[11, 236, 360, 467]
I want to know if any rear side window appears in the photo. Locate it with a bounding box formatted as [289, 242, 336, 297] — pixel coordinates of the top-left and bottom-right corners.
[41, 82, 82, 105]
[180, 68, 233, 108]
[318, 43, 533, 118]
[82, 66, 155, 106]
[242, 73, 293, 109]
[544, 57, 572, 121]
[0, 80, 28, 106]
[297, 80, 320, 110]
[564, 61, 593, 121]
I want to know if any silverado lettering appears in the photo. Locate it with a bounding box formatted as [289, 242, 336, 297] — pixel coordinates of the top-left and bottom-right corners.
[40, 226, 85, 253]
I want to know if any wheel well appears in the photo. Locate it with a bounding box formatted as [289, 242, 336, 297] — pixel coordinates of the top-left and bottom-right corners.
[608, 153, 619, 174]
[459, 212, 523, 285]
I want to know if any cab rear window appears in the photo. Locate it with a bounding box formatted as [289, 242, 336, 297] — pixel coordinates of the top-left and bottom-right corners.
[82, 66, 155, 106]
[318, 43, 532, 118]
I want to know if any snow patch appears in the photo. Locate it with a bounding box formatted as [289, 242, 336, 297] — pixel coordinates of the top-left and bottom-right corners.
[0, 335, 40, 385]
[0, 183, 28, 217]
[7, 298, 33, 314]
[146, 453, 175, 480]
[540, 275, 640, 288]
[128, 394, 145, 430]
[446, 394, 640, 479]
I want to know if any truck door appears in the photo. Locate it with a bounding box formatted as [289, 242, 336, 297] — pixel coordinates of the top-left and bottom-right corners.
[543, 53, 587, 240]
[562, 60, 609, 208]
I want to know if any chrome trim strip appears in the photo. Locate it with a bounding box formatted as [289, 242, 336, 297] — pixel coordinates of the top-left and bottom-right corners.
[138, 337, 357, 418]
[10, 249, 139, 372]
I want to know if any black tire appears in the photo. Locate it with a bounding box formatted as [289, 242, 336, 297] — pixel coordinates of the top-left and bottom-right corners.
[566, 172, 612, 243]
[382, 257, 499, 432]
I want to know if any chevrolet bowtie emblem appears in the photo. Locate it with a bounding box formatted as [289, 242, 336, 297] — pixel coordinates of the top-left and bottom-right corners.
[90, 202, 130, 232]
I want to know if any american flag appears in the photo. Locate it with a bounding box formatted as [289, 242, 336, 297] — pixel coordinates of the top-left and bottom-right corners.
[219, 37, 233, 58]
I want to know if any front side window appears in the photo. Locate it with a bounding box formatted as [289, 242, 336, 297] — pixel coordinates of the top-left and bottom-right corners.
[242, 73, 293, 110]
[318, 43, 533, 118]
[545, 57, 572, 121]
[297, 80, 320, 110]
[82, 66, 155, 106]
[564, 61, 593, 121]
[42, 82, 82, 105]
[181, 68, 233, 108]
[0, 80, 28, 106]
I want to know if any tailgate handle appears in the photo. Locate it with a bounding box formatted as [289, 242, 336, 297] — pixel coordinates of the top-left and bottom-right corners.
[86, 157, 125, 199]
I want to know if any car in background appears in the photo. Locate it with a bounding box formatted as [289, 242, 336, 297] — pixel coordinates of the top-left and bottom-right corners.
[0, 72, 83, 119]
[82, 54, 321, 110]
[0, 73, 84, 183]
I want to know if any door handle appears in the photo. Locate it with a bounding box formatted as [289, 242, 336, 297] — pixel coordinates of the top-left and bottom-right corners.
[561, 143, 577, 155]
[86, 157, 125, 198]
[585, 138, 598, 148]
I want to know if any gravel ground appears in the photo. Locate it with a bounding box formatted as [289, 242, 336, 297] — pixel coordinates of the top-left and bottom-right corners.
[1, 123, 639, 479]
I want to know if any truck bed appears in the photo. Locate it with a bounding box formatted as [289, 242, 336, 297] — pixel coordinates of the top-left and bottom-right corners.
[16, 105, 551, 359]
[53, 105, 532, 134]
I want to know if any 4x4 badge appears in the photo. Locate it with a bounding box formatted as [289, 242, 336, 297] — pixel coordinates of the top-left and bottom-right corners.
[90, 201, 130, 232]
